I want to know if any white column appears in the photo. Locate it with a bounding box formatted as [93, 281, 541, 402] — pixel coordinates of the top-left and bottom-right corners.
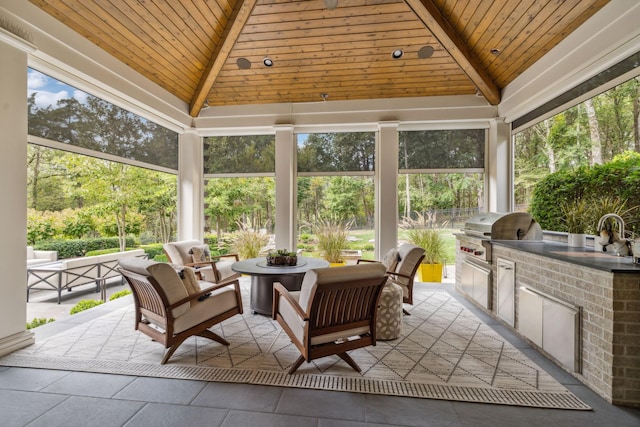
[0, 37, 36, 355]
[375, 122, 399, 259]
[488, 119, 512, 213]
[274, 125, 296, 250]
[177, 130, 204, 240]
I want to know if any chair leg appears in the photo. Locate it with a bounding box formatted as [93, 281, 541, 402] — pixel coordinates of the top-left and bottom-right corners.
[337, 352, 362, 373]
[288, 355, 306, 374]
[161, 339, 187, 364]
[197, 330, 230, 346]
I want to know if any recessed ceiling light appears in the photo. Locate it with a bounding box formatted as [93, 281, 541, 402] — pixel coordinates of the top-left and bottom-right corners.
[490, 48, 501, 55]
[418, 46, 434, 59]
[392, 49, 404, 59]
[236, 58, 251, 69]
[263, 57, 273, 67]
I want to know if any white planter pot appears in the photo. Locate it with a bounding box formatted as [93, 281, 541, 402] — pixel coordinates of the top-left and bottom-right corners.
[592, 235, 604, 252]
[631, 240, 640, 263]
[567, 233, 586, 247]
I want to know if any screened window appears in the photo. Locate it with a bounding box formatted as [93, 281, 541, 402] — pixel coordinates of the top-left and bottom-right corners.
[204, 135, 275, 175]
[27, 68, 178, 170]
[297, 132, 375, 174]
[399, 129, 485, 170]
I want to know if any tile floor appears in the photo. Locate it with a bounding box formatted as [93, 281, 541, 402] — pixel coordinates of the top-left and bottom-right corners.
[4, 281, 640, 427]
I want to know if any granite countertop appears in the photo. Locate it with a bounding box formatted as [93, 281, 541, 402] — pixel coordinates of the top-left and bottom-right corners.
[491, 240, 640, 273]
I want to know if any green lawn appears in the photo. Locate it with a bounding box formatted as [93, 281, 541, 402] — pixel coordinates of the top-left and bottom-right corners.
[299, 228, 457, 263]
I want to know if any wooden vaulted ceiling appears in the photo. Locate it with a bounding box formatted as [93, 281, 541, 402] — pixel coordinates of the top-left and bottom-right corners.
[30, 0, 609, 117]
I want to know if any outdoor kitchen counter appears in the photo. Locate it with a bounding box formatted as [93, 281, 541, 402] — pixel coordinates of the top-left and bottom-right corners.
[491, 239, 640, 273]
[487, 239, 640, 407]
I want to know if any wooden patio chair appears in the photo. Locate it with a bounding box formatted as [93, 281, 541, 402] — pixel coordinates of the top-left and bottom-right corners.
[273, 263, 388, 374]
[163, 239, 240, 285]
[118, 257, 243, 364]
[358, 243, 425, 314]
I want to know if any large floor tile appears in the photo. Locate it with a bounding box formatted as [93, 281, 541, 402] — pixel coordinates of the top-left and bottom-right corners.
[277, 388, 367, 422]
[40, 371, 136, 398]
[191, 382, 283, 412]
[0, 367, 69, 391]
[24, 395, 144, 427]
[114, 377, 207, 405]
[221, 410, 317, 427]
[123, 402, 228, 427]
[0, 389, 68, 427]
[364, 393, 462, 427]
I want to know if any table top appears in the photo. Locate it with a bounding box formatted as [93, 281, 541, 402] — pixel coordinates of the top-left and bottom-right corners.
[231, 256, 329, 275]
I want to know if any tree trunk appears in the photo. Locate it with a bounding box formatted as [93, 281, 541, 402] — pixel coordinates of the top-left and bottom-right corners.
[584, 98, 603, 165]
[634, 76, 640, 152]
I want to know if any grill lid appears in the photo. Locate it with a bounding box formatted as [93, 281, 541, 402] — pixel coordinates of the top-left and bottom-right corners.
[463, 212, 542, 240]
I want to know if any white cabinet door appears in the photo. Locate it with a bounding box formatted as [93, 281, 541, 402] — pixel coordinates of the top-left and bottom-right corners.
[496, 259, 515, 326]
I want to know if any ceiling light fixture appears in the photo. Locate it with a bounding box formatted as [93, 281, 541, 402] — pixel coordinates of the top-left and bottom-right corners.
[263, 57, 273, 67]
[490, 48, 501, 55]
[320, 93, 329, 101]
[392, 49, 404, 59]
[202, 100, 210, 109]
[323, 0, 338, 10]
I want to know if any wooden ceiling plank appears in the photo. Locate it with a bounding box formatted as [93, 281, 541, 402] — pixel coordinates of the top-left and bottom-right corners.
[242, 15, 425, 35]
[235, 28, 430, 46]
[190, 0, 258, 117]
[471, 0, 528, 59]
[100, 0, 206, 80]
[406, 0, 501, 104]
[461, 0, 499, 47]
[496, 0, 608, 85]
[144, 0, 218, 62]
[148, 0, 220, 54]
[29, 0, 197, 101]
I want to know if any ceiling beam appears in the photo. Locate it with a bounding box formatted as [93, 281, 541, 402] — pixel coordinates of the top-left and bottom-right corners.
[406, 0, 501, 105]
[189, 0, 257, 117]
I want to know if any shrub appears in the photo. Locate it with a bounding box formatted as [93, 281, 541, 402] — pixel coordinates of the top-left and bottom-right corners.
[34, 237, 137, 259]
[70, 299, 104, 315]
[26, 317, 55, 329]
[109, 289, 132, 300]
[140, 243, 165, 260]
[232, 222, 269, 259]
[314, 219, 351, 263]
[530, 152, 640, 235]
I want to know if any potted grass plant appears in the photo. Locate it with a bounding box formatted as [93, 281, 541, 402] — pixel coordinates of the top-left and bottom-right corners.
[560, 199, 590, 247]
[232, 221, 270, 259]
[401, 213, 446, 282]
[314, 218, 351, 266]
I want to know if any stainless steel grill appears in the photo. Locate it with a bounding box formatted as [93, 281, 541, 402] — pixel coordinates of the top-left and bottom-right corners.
[456, 212, 542, 263]
[455, 212, 542, 310]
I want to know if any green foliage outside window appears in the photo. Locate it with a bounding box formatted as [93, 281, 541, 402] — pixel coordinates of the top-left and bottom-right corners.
[529, 151, 640, 235]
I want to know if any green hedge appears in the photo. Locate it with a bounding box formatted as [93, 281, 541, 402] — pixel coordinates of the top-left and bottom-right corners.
[530, 152, 640, 234]
[33, 237, 137, 259]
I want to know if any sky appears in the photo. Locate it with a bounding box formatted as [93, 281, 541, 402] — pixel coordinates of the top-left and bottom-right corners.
[27, 68, 88, 109]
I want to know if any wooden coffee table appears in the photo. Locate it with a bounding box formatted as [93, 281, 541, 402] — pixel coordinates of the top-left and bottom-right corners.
[232, 256, 329, 315]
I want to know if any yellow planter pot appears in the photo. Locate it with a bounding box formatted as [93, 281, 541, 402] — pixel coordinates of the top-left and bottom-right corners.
[329, 261, 347, 267]
[417, 263, 443, 283]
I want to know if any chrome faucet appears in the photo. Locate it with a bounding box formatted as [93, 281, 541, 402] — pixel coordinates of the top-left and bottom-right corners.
[597, 214, 629, 256]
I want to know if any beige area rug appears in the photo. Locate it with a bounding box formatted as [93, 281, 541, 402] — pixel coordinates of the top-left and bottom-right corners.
[1, 283, 590, 410]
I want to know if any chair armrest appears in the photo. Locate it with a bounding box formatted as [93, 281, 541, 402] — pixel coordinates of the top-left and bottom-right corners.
[167, 280, 237, 310]
[389, 271, 412, 280]
[214, 253, 239, 261]
[273, 282, 307, 321]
